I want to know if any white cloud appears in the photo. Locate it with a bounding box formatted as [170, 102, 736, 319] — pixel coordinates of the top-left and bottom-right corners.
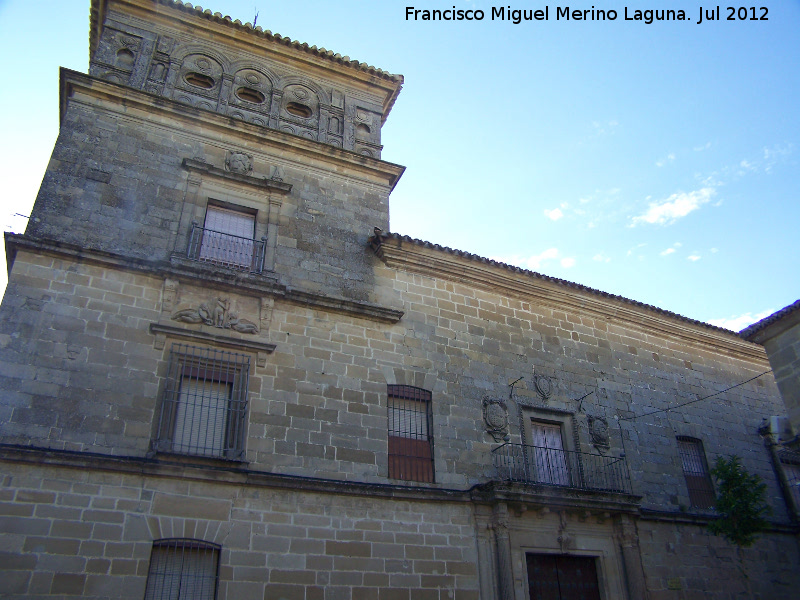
[656, 153, 676, 167]
[630, 187, 715, 227]
[560, 257, 576, 268]
[492, 248, 560, 270]
[659, 242, 682, 256]
[544, 208, 564, 221]
[693, 142, 712, 152]
[592, 254, 611, 263]
[687, 254, 701, 261]
[710, 247, 718, 253]
[708, 309, 775, 332]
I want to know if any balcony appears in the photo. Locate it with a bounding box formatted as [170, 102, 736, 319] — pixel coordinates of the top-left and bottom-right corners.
[492, 443, 632, 494]
[187, 224, 266, 273]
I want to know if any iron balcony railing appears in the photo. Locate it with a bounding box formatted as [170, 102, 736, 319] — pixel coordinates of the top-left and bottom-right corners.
[492, 442, 632, 494]
[187, 223, 266, 273]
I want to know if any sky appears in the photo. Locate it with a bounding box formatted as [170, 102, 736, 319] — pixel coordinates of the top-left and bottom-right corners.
[0, 0, 798, 330]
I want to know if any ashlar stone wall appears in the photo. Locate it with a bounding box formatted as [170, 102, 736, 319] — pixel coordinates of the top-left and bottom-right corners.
[0, 461, 480, 600]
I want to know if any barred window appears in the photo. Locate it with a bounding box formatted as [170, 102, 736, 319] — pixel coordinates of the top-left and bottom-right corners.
[677, 436, 715, 509]
[156, 344, 250, 459]
[388, 385, 434, 483]
[144, 539, 220, 600]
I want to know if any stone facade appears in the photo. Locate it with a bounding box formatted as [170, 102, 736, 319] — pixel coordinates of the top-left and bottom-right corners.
[1, 1, 799, 599]
[742, 300, 800, 441]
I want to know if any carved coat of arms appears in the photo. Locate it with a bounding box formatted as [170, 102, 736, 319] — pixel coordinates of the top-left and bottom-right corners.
[483, 397, 510, 442]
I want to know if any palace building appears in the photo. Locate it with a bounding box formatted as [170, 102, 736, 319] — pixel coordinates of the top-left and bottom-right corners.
[1, 1, 798, 598]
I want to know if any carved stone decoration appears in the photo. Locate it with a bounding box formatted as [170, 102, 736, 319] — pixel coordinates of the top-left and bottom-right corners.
[588, 415, 611, 451]
[225, 151, 253, 175]
[171, 297, 259, 334]
[162, 279, 179, 314]
[534, 374, 553, 400]
[483, 396, 510, 442]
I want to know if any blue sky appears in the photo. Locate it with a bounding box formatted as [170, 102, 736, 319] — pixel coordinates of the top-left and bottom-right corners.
[1, 0, 798, 329]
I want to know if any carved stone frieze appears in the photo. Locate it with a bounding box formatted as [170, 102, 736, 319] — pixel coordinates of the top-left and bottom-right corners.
[171, 296, 259, 334]
[482, 396, 510, 442]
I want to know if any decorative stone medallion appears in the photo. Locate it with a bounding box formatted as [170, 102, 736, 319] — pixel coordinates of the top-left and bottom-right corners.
[483, 396, 510, 442]
[588, 415, 610, 451]
[225, 151, 253, 175]
[534, 374, 553, 400]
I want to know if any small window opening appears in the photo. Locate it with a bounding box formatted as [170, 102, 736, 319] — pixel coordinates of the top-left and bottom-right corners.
[115, 48, 135, 69]
[286, 102, 312, 118]
[355, 123, 371, 139]
[235, 87, 266, 104]
[184, 72, 215, 89]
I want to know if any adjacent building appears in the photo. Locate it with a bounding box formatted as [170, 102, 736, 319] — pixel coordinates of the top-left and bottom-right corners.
[1, 1, 798, 598]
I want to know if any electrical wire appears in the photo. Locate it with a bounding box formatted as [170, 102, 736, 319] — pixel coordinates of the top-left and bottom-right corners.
[618, 369, 773, 422]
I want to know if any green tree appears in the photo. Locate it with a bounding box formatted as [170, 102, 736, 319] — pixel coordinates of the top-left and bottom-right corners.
[707, 455, 771, 548]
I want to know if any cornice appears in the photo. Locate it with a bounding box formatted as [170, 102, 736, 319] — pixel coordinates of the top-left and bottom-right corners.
[5, 234, 404, 325]
[371, 234, 769, 363]
[59, 69, 406, 191]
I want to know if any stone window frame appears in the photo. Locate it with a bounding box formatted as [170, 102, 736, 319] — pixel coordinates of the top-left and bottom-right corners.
[154, 343, 251, 461]
[517, 405, 581, 487]
[387, 384, 435, 483]
[178, 158, 292, 276]
[143, 538, 221, 600]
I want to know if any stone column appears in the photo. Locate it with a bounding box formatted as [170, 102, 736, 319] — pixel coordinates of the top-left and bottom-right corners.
[615, 514, 648, 600]
[493, 503, 515, 600]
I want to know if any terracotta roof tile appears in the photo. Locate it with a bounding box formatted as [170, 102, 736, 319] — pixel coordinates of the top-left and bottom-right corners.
[740, 299, 800, 339]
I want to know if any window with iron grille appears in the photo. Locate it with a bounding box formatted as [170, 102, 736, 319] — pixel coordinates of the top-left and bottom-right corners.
[155, 344, 250, 459]
[677, 436, 715, 509]
[387, 385, 434, 483]
[144, 539, 220, 600]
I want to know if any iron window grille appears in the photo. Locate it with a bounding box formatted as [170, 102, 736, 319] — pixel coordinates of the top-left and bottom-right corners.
[155, 344, 250, 459]
[187, 205, 266, 273]
[144, 538, 220, 600]
[387, 385, 434, 483]
[677, 436, 716, 509]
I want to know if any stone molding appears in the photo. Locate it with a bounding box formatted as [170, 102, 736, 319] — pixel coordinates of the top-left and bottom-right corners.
[372, 235, 769, 362]
[182, 157, 293, 193]
[4, 233, 404, 325]
[149, 323, 276, 366]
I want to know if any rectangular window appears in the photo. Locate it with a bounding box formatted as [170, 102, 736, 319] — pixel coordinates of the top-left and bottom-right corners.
[144, 539, 220, 600]
[529, 420, 572, 486]
[195, 205, 257, 270]
[388, 385, 434, 483]
[677, 436, 716, 509]
[156, 344, 250, 459]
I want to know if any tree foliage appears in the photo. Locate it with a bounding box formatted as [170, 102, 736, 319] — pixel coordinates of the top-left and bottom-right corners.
[707, 455, 771, 548]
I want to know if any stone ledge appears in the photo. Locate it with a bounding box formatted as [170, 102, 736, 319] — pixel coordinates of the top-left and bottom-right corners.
[0, 444, 473, 504]
[149, 323, 276, 366]
[4, 233, 404, 325]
